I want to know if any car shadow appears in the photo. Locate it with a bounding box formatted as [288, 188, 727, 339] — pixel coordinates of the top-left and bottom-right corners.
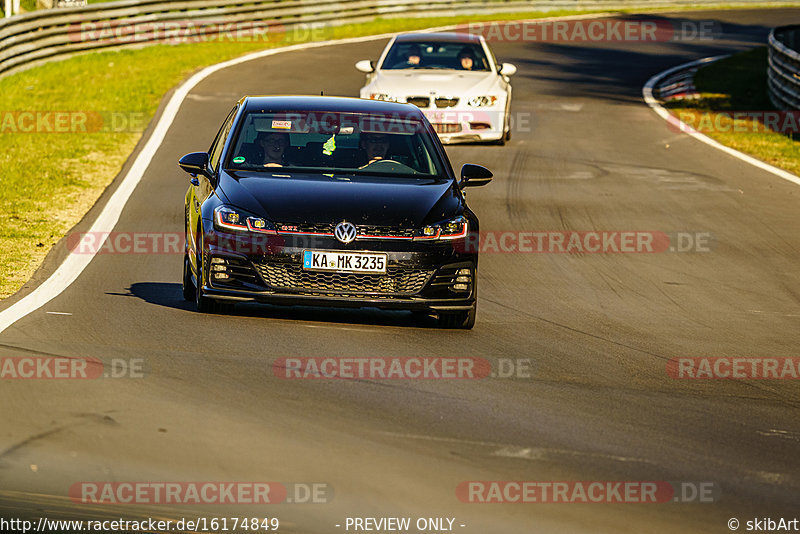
[122, 282, 440, 328]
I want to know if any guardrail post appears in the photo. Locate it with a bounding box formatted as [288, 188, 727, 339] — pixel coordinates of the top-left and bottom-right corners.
[3, 0, 11, 18]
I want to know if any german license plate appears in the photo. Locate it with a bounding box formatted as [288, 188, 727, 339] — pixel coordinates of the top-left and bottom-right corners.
[302, 250, 387, 273]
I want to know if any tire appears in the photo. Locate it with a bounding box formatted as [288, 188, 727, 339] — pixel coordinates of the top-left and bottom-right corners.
[182, 254, 196, 301]
[492, 125, 508, 146]
[437, 303, 476, 329]
[500, 109, 512, 144]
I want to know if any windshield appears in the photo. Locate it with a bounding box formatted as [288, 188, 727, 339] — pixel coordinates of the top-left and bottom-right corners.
[381, 40, 491, 71]
[226, 111, 446, 177]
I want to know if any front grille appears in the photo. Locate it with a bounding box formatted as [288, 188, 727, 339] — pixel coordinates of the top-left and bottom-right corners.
[406, 96, 431, 108]
[253, 262, 433, 295]
[357, 225, 415, 239]
[274, 223, 414, 239]
[432, 123, 463, 134]
[435, 97, 459, 108]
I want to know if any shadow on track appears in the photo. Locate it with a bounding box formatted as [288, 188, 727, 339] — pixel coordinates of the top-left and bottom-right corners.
[122, 282, 440, 328]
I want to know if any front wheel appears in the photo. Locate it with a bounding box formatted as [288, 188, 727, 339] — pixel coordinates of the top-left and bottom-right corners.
[182, 254, 196, 301]
[494, 110, 511, 145]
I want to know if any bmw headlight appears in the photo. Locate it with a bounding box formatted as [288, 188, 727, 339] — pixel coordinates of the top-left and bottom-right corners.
[467, 96, 498, 107]
[214, 206, 276, 234]
[416, 216, 468, 241]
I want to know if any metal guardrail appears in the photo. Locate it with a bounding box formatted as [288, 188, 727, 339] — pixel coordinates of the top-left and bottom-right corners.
[768, 25, 800, 110]
[0, 0, 784, 80]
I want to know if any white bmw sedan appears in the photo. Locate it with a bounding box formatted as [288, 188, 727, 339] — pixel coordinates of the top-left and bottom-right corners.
[356, 32, 517, 145]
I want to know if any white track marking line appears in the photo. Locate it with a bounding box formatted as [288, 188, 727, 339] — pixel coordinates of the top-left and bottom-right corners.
[643, 56, 800, 187]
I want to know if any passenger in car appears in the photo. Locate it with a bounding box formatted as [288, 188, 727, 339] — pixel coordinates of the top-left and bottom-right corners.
[256, 131, 291, 167]
[457, 48, 476, 70]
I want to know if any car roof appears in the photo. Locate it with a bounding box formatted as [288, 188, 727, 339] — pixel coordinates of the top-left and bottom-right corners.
[394, 32, 483, 43]
[240, 95, 426, 116]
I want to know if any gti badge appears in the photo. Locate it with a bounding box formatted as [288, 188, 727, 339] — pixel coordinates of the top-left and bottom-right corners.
[334, 221, 357, 244]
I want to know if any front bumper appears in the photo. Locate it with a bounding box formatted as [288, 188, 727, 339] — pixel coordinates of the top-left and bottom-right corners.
[421, 107, 505, 144]
[199, 230, 477, 312]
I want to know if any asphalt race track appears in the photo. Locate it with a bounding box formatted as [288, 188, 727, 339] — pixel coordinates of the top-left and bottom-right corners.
[1, 7, 799, 534]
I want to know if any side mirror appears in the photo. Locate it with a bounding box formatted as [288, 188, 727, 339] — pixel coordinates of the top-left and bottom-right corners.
[179, 152, 210, 181]
[498, 63, 517, 76]
[459, 164, 493, 188]
[355, 59, 374, 73]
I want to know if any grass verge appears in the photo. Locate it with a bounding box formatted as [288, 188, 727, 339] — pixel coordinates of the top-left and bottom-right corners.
[663, 47, 800, 176]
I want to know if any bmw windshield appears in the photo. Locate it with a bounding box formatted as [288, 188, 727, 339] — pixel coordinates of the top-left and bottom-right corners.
[380, 41, 491, 71]
[226, 111, 446, 177]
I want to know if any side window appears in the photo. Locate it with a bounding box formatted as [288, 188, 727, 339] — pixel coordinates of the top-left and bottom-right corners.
[208, 106, 238, 172]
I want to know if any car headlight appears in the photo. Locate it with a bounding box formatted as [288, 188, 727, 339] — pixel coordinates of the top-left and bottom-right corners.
[415, 216, 468, 241]
[467, 96, 498, 107]
[370, 93, 399, 102]
[214, 206, 276, 234]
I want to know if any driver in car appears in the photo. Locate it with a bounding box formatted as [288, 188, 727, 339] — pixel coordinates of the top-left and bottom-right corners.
[394, 45, 423, 68]
[256, 131, 290, 167]
[358, 133, 391, 167]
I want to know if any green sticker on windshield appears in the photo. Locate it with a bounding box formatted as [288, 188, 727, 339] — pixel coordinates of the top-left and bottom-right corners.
[322, 135, 336, 156]
[233, 156, 245, 164]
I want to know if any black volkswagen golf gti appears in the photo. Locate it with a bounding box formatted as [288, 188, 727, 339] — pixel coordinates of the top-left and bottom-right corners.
[179, 96, 492, 328]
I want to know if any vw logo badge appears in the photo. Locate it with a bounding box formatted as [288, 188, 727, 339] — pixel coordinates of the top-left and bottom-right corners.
[334, 221, 357, 244]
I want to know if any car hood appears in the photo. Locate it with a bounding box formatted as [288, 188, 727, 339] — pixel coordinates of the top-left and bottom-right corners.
[373, 70, 499, 96]
[218, 171, 461, 228]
